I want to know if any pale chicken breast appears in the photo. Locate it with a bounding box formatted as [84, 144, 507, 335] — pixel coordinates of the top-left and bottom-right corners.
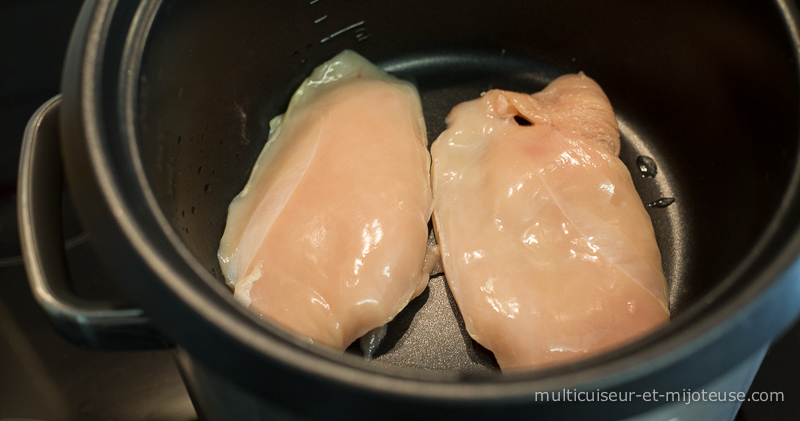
[430, 74, 669, 370]
[218, 50, 433, 350]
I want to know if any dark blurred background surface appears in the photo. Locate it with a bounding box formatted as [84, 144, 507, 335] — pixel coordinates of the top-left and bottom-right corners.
[0, 1, 796, 420]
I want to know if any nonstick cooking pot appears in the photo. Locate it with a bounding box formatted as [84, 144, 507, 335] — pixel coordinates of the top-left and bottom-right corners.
[18, 0, 800, 419]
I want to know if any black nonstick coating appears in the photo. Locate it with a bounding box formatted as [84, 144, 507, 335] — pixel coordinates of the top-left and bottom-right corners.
[134, 0, 797, 374]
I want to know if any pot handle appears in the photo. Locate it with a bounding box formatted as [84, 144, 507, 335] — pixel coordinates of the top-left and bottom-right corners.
[18, 96, 170, 350]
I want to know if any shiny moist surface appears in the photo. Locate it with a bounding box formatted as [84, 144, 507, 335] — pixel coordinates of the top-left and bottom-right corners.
[218, 50, 432, 350]
[430, 74, 669, 370]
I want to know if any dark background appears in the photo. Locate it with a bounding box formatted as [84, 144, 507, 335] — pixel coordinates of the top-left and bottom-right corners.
[0, 1, 797, 419]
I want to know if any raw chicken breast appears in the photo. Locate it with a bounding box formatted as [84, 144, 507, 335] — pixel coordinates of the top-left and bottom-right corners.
[218, 50, 433, 350]
[430, 74, 669, 370]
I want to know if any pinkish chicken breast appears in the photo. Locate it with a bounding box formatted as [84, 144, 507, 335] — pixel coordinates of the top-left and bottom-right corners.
[430, 74, 669, 371]
[218, 51, 433, 350]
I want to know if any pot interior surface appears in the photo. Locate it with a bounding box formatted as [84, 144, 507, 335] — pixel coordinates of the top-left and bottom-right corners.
[133, 0, 799, 373]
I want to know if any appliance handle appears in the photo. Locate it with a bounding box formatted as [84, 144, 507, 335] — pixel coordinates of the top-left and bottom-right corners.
[18, 95, 169, 350]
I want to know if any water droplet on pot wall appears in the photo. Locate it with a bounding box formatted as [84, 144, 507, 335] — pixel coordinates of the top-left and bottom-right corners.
[637, 155, 658, 178]
[647, 197, 675, 208]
